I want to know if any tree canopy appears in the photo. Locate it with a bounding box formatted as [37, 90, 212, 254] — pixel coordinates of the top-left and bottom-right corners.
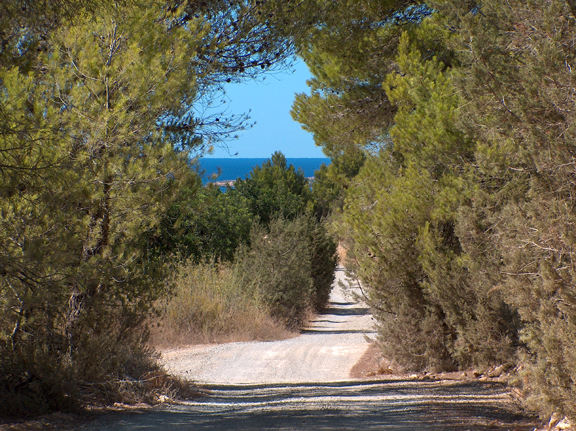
[0, 0, 306, 416]
[292, 0, 576, 421]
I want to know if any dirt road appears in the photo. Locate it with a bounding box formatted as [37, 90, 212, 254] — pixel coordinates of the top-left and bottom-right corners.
[79, 268, 537, 430]
[161, 268, 375, 384]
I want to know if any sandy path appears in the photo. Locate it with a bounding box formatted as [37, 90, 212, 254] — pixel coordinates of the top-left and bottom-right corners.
[78, 268, 537, 430]
[161, 267, 375, 384]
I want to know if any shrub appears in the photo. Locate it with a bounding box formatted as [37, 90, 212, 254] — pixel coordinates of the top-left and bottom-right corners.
[307, 217, 338, 311]
[233, 152, 312, 226]
[235, 218, 313, 328]
[147, 186, 254, 263]
[0, 325, 162, 418]
[151, 260, 292, 345]
[234, 215, 337, 329]
[310, 148, 366, 220]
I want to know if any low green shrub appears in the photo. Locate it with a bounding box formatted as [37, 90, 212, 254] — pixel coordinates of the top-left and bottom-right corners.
[147, 186, 254, 263]
[233, 152, 312, 226]
[234, 218, 313, 329]
[234, 215, 337, 329]
[307, 217, 338, 311]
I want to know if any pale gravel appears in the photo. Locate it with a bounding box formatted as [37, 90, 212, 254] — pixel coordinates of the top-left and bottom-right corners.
[78, 267, 538, 430]
[160, 267, 376, 385]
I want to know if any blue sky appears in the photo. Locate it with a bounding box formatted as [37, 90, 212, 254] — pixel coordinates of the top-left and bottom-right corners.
[205, 59, 326, 159]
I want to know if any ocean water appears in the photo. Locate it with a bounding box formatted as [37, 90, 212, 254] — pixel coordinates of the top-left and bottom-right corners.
[199, 158, 330, 183]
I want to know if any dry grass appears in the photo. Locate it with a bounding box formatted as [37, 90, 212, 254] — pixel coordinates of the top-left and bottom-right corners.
[149, 260, 295, 348]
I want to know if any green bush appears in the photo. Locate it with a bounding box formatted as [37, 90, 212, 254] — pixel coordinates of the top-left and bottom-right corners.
[147, 186, 254, 263]
[307, 217, 338, 311]
[310, 148, 366, 220]
[234, 215, 337, 329]
[233, 152, 312, 226]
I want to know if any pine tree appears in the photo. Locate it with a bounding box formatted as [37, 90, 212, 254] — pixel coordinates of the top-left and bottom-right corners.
[1, 0, 246, 414]
[435, 0, 576, 419]
[291, 2, 433, 158]
[333, 15, 520, 371]
[233, 151, 312, 225]
[310, 147, 366, 219]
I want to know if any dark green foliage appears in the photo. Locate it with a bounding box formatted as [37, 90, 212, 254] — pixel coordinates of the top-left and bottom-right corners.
[7, 0, 576, 422]
[235, 218, 313, 329]
[1, 1, 199, 416]
[333, 20, 518, 372]
[290, 1, 448, 163]
[433, 0, 576, 419]
[233, 151, 312, 225]
[295, 0, 576, 421]
[307, 217, 338, 311]
[309, 163, 339, 219]
[0, 0, 118, 73]
[291, 1, 422, 158]
[310, 148, 366, 219]
[338, 153, 457, 371]
[0, 0, 301, 418]
[148, 185, 254, 263]
[234, 215, 337, 328]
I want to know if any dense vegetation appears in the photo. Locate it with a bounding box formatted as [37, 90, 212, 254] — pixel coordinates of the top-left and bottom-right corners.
[292, 0, 576, 423]
[2, 0, 576, 425]
[152, 152, 337, 341]
[0, 0, 335, 418]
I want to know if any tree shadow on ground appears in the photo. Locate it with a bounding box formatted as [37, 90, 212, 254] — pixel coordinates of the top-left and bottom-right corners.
[80, 380, 537, 430]
[322, 307, 371, 316]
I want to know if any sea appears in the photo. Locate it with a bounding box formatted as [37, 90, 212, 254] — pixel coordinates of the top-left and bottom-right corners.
[198, 158, 330, 184]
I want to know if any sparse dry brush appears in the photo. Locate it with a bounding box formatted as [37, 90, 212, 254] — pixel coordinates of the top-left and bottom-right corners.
[152, 214, 337, 345]
[151, 260, 293, 346]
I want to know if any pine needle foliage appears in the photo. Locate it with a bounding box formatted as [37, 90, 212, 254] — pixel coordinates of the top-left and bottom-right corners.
[434, 0, 576, 419]
[0, 0, 303, 417]
[297, 0, 576, 421]
[147, 185, 254, 263]
[234, 215, 337, 329]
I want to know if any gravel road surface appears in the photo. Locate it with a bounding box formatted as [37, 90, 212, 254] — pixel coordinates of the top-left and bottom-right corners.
[79, 268, 537, 430]
[161, 267, 375, 384]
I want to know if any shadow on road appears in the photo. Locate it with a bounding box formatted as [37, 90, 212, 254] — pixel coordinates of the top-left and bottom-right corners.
[327, 301, 355, 306]
[300, 328, 373, 335]
[322, 307, 371, 316]
[81, 379, 536, 430]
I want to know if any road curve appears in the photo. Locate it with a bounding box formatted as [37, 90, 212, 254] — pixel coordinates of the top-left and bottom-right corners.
[78, 268, 537, 430]
[161, 267, 375, 384]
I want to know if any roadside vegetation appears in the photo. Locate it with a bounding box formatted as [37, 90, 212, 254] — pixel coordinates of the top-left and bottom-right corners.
[152, 261, 293, 346]
[2, 0, 576, 426]
[293, 0, 576, 425]
[0, 0, 334, 419]
[151, 153, 337, 345]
